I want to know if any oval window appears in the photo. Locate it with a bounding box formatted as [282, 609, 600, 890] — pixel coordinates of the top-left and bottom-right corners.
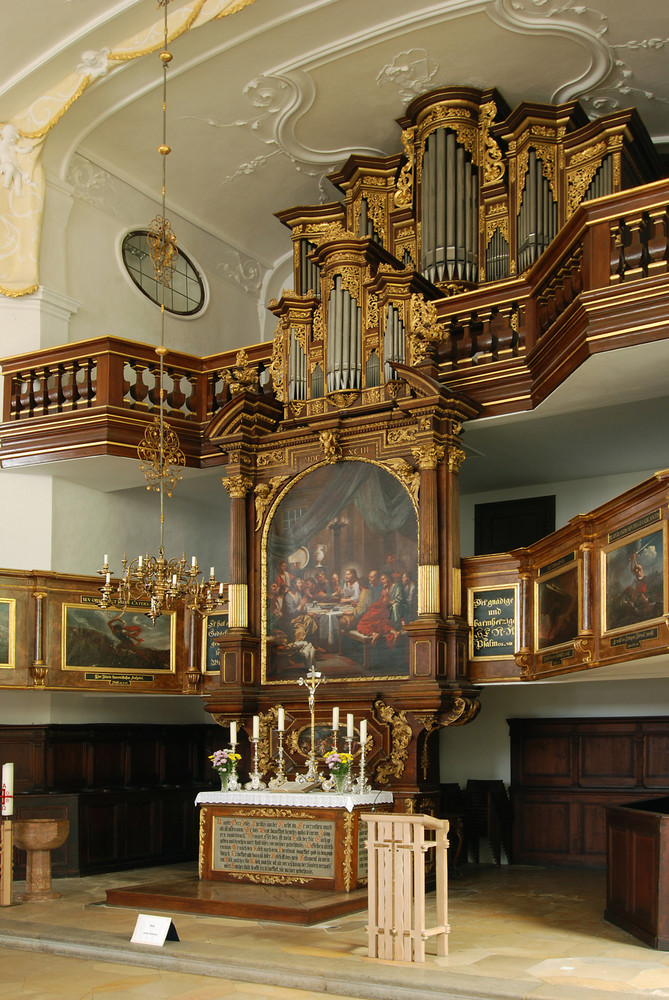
[121, 229, 206, 316]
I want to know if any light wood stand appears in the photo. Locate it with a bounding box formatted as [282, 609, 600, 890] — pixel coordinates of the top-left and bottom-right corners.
[362, 813, 449, 962]
[0, 820, 12, 907]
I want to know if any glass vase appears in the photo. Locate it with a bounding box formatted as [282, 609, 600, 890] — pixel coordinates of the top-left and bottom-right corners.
[219, 771, 230, 792]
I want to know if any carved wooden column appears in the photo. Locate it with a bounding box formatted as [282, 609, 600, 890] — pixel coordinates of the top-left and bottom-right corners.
[222, 473, 253, 630]
[413, 443, 444, 617]
[440, 443, 469, 682]
[206, 471, 259, 719]
[31, 591, 47, 687]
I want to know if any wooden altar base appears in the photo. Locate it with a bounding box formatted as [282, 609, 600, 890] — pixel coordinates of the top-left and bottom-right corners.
[105, 875, 368, 925]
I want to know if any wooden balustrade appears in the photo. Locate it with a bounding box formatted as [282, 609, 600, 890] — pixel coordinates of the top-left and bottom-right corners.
[1, 180, 669, 458]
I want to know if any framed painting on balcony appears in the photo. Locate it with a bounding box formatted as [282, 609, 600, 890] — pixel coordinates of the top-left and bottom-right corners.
[0, 598, 16, 668]
[62, 604, 176, 673]
[535, 561, 579, 651]
[602, 522, 666, 635]
[261, 460, 418, 683]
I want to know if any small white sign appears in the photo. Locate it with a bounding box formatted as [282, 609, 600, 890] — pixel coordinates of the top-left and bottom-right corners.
[131, 913, 179, 947]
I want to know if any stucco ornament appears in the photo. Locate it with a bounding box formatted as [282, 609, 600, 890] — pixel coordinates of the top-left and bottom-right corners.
[0, 126, 34, 196]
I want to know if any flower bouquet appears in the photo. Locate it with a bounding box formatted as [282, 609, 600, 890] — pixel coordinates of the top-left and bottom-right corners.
[324, 750, 353, 793]
[209, 748, 241, 791]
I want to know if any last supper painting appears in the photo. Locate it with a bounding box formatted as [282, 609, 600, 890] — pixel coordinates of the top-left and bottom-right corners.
[263, 461, 418, 682]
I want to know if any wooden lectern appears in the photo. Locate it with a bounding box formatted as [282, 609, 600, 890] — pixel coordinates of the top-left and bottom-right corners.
[362, 813, 449, 962]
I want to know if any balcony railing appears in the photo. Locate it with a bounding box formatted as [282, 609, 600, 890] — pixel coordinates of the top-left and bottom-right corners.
[1, 179, 669, 465]
[0, 339, 271, 468]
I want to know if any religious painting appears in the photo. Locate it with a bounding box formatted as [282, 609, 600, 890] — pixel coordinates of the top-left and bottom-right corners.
[262, 460, 418, 682]
[202, 612, 228, 672]
[63, 604, 175, 672]
[603, 523, 665, 634]
[0, 599, 16, 668]
[535, 563, 579, 651]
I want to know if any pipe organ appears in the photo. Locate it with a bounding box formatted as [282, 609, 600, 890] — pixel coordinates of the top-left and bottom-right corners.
[272, 86, 660, 412]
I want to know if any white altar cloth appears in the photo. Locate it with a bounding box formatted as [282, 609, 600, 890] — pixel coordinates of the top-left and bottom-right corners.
[195, 790, 393, 813]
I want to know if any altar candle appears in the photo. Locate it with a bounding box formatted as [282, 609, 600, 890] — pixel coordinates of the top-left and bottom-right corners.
[332, 706, 340, 730]
[359, 719, 367, 745]
[346, 713, 354, 739]
[210, 566, 215, 579]
[277, 707, 285, 731]
[104, 554, 108, 565]
[191, 556, 197, 568]
[138, 555, 143, 568]
[1, 762, 14, 817]
[219, 582, 224, 596]
[229, 721, 237, 745]
[252, 715, 260, 740]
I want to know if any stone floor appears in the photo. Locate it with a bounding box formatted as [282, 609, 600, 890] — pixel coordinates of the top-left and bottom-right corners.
[2, 863, 669, 1000]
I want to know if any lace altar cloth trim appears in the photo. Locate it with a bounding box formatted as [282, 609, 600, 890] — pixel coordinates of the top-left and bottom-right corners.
[195, 790, 393, 812]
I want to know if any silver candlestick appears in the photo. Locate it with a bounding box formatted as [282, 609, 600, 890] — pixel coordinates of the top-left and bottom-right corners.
[245, 737, 266, 790]
[344, 735, 354, 793]
[268, 729, 287, 788]
[353, 734, 371, 794]
[227, 738, 241, 791]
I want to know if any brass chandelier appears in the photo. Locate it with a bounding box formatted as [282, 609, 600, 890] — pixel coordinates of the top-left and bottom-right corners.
[98, 0, 222, 623]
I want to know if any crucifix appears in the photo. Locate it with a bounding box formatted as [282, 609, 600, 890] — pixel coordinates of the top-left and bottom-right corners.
[297, 664, 326, 782]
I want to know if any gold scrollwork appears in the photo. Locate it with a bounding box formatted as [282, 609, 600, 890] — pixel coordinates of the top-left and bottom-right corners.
[229, 872, 312, 885]
[373, 699, 413, 786]
[268, 323, 286, 402]
[386, 426, 417, 445]
[569, 140, 606, 167]
[328, 391, 359, 409]
[343, 812, 354, 892]
[366, 192, 387, 245]
[394, 128, 415, 209]
[198, 809, 206, 879]
[481, 101, 505, 185]
[254, 475, 289, 530]
[138, 417, 185, 497]
[257, 707, 278, 774]
[367, 294, 379, 330]
[222, 348, 259, 395]
[257, 449, 287, 469]
[574, 637, 593, 663]
[440, 696, 481, 727]
[567, 161, 604, 218]
[486, 216, 509, 248]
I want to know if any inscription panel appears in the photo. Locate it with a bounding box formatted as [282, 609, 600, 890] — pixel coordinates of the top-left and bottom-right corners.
[212, 815, 335, 878]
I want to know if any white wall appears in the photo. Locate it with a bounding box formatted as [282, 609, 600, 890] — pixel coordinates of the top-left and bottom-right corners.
[0, 471, 54, 570]
[56, 161, 266, 357]
[0, 690, 212, 725]
[459, 469, 657, 558]
[50, 478, 230, 578]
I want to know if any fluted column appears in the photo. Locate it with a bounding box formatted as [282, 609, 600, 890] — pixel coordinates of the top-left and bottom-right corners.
[412, 444, 444, 617]
[440, 444, 466, 619]
[222, 473, 253, 629]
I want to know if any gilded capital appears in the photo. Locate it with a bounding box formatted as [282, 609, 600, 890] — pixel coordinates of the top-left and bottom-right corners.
[447, 445, 466, 473]
[412, 444, 445, 470]
[222, 473, 253, 498]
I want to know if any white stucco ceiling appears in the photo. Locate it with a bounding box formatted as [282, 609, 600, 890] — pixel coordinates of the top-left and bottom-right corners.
[5, 0, 669, 275]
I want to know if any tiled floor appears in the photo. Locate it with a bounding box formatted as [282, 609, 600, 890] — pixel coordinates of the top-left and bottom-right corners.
[2, 863, 669, 1000]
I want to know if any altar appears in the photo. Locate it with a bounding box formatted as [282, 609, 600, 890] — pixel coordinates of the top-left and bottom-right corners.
[196, 790, 394, 892]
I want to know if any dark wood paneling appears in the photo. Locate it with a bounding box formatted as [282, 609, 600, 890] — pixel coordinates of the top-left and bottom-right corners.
[510, 718, 669, 868]
[3, 723, 216, 876]
[605, 799, 669, 949]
